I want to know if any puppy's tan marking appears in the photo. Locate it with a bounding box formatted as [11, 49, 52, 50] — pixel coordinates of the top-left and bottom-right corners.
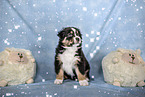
[75, 67, 86, 81]
[56, 68, 64, 80]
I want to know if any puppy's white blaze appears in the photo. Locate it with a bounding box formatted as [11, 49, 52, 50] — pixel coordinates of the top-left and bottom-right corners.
[71, 28, 81, 45]
[59, 46, 79, 76]
[71, 28, 76, 34]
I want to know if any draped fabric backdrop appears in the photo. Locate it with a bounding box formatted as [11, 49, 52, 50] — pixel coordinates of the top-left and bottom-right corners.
[0, 0, 145, 97]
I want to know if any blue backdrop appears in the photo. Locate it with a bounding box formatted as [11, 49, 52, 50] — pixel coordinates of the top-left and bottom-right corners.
[0, 0, 145, 97]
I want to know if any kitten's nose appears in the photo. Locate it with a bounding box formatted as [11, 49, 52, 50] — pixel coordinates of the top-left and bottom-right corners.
[19, 55, 23, 59]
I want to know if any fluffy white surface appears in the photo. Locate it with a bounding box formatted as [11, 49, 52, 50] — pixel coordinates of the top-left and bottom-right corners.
[102, 48, 145, 87]
[0, 48, 36, 86]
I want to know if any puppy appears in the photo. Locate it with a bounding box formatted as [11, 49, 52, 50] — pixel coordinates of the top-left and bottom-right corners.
[54, 27, 90, 86]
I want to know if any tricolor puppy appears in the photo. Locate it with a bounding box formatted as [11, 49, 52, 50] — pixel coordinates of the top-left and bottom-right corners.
[54, 27, 90, 86]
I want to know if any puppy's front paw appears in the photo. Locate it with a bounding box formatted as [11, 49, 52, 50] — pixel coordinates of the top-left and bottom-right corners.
[79, 80, 89, 86]
[54, 79, 63, 85]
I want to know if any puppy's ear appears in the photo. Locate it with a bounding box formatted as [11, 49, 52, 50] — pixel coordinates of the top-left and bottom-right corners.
[57, 31, 65, 38]
[76, 29, 82, 39]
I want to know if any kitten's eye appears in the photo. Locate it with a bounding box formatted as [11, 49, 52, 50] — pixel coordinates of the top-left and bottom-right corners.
[18, 53, 20, 55]
[21, 54, 23, 56]
[132, 54, 134, 57]
[129, 54, 131, 56]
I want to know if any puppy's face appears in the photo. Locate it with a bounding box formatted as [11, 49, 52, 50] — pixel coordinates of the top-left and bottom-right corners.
[58, 27, 82, 47]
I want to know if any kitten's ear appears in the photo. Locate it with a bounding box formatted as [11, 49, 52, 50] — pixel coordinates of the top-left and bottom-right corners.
[136, 49, 141, 56]
[5, 48, 11, 53]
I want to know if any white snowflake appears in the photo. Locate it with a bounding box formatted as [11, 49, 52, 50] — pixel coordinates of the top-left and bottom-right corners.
[102, 8, 105, 10]
[93, 50, 96, 53]
[38, 51, 41, 54]
[118, 17, 121, 20]
[6, 93, 12, 96]
[83, 7, 87, 11]
[35, 25, 38, 28]
[55, 29, 58, 32]
[75, 9, 78, 12]
[38, 37, 42, 41]
[90, 53, 94, 58]
[4, 38, 10, 45]
[131, 0, 136, 3]
[96, 32, 100, 35]
[21, 92, 25, 94]
[85, 44, 89, 48]
[91, 75, 94, 78]
[94, 13, 98, 16]
[14, 25, 20, 29]
[86, 34, 89, 37]
[74, 85, 77, 89]
[91, 31, 95, 34]
[64, 0, 67, 2]
[8, 29, 12, 32]
[96, 37, 99, 40]
[46, 95, 52, 97]
[54, 93, 57, 95]
[137, 23, 141, 26]
[42, 79, 45, 82]
[136, 9, 139, 11]
[96, 46, 100, 50]
[140, 6, 143, 9]
[7, 42, 10, 45]
[90, 38, 95, 42]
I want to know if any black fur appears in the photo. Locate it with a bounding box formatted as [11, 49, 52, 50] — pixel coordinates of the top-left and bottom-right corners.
[55, 27, 90, 80]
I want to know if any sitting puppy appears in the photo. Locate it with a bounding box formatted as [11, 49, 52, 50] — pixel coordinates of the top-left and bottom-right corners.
[54, 27, 90, 86]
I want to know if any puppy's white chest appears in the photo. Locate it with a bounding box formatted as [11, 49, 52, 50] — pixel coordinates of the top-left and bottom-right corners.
[59, 47, 78, 76]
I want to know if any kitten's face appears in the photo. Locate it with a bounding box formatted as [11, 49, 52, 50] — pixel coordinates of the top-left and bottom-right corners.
[8, 51, 28, 64]
[122, 53, 139, 65]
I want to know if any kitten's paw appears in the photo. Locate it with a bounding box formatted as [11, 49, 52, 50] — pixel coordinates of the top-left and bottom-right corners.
[26, 78, 34, 84]
[137, 81, 145, 87]
[0, 80, 8, 87]
[113, 81, 121, 87]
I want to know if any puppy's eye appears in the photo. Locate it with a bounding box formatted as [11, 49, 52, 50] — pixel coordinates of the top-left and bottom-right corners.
[129, 54, 131, 56]
[68, 35, 73, 37]
[18, 53, 20, 55]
